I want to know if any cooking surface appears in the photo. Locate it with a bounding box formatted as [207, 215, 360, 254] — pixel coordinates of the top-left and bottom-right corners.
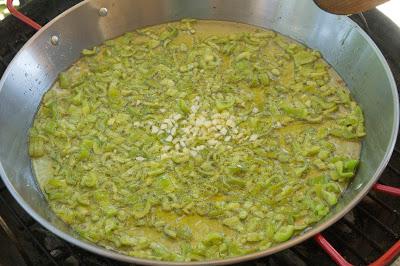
[0, 1, 399, 265]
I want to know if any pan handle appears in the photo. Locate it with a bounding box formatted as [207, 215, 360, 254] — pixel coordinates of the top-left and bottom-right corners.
[314, 234, 353, 266]
[6, 0, 42, 30]
[373, 183, 400, 197]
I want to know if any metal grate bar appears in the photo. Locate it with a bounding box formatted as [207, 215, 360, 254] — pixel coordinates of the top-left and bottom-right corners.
[324, 230, 368, 264]
[268, 254, 280, 265]
[0, 215, 34, 266]
[0, 195, 58, 265]
[367, 194, 400, 216]
[387, 164, 400, 176]
[341, 218, 385, 252]
[290, 247, 314, 264]
[356, 205, 399, 239]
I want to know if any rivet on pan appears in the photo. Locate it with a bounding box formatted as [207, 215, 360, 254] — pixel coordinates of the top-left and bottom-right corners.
[99, 7, 108, 17]
[50, 35, 59, 46]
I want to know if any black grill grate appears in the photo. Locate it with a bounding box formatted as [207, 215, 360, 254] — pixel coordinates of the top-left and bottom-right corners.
[0, 1, 399, 265]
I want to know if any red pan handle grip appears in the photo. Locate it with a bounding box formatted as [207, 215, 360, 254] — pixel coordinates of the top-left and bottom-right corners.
[373, 183, 400, 197]
[7, 0, 42, 30]
[370, 240, 400, 266]
[314, 234, 353, 266]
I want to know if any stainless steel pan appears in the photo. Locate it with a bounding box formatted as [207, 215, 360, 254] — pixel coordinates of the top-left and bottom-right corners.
[0, 0, 398, 265]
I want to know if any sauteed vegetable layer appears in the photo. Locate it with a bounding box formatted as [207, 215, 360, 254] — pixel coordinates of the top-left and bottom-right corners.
[29, 20, 365, 261]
